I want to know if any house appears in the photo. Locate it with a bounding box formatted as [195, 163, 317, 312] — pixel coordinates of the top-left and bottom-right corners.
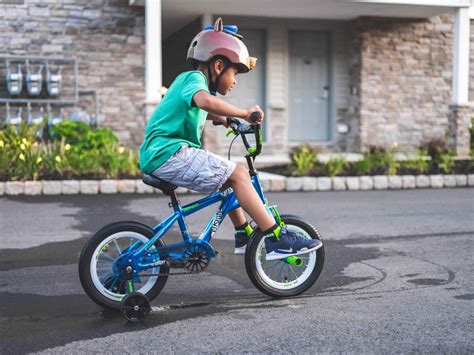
[1, 0, 473, 163]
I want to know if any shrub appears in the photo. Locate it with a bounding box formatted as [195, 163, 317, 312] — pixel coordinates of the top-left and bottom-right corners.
[439, 151, 455, 174]
[421, 138, 448, 166]
[290, 144, 317, 176]
[400, 148, 428, 175]
[326, 156, 347, 177]
[0, 121, 139, 181]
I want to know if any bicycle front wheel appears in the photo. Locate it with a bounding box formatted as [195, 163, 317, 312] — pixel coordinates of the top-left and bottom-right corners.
[245, 214, 324, 297]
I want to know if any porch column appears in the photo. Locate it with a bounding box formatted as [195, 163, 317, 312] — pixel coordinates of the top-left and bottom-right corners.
[448, 6, 472, 156]
[145, 0, 162, 118]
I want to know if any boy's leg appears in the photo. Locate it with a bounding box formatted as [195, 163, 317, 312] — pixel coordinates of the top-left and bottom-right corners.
[227, 165, 276, 231]
[229, 208, 254, 255]
[228, 165, 322, 259]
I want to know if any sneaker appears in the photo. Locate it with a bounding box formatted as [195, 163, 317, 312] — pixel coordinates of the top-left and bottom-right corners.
[234, 232, 250, 255]
[265, 227, 322, 261]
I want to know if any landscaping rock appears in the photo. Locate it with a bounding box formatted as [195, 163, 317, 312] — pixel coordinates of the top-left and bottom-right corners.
[373, 175, 388, 190]
[317, 177, 331, 191]
[302, 177, 317, 191]
[388, 176, 402, 190]
[468, 174, 474, 187]
[443, 175, 456, 188]
[0, 182, 4, 195]
[6, 181, 24, 195]
[100, 180, 117, 194]
[454, 175, 467, 187]
[402, 175, 416, 189]
[331, 177, 346, 191]
[346, 177, 360, 190]
[270, 176, 286, 192]
[62, 180, 80, 194]
[259, 177, 270, 192]
[24, 181, 42, 195]
[80, 180, 99, 194]
[42, 180, 62, 195]
[286, 177, 303, 191]
[430, 175, 444, 188]
[136, 180, 154, 194]
[117, 179, 136, 193]
[416, 175, 430, 188]
[359, 176, 373, 190]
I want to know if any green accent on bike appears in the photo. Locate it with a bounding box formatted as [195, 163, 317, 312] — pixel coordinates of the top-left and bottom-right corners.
[272, 225, 281, 240]
[126, 281, 135, 293]
[269, 205, 284, 227]
[284, 256, 303, 266]
[226, 129, 237, 137]
[244, 224, 253, 236]
[247, 146, 257, 154]
[183, 203, 200, 212]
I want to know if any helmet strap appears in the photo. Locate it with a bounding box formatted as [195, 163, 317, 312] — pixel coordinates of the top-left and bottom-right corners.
[207, 58, 231, 96]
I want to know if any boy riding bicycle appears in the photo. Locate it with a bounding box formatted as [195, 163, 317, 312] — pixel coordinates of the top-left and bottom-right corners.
[140, 18, 321, 260]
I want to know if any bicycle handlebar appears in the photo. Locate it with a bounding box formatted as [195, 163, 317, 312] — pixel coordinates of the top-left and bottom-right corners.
[213, 112, 262, 157]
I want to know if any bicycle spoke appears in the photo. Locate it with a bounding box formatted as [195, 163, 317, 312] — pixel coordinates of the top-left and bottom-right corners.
[98, 271, 113, 280]
[114, 239, 122, 254]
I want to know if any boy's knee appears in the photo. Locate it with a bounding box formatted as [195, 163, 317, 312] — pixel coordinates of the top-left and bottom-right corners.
[229, 165, 249, 184]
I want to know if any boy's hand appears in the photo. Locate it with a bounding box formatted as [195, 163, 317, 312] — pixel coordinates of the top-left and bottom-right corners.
[244, 106, 264, 124]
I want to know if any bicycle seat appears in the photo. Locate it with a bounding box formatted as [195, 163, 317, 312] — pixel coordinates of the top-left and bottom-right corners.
[142, 174, 178, 196]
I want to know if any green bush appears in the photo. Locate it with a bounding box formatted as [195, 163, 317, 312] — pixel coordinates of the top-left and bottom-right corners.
[439, 151, 455, 174]
[290, 144, 317, 176]
[353, 146, 398, 175]
[400, 148, 428, 175]
[326, 156, 347, 177]
[0, 121, 139, 181]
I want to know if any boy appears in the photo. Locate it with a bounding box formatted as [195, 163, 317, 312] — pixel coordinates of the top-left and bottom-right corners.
[140, 18, 321, 260]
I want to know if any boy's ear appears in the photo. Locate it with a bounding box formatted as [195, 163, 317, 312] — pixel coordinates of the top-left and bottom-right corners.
[213, 58, 225, 74]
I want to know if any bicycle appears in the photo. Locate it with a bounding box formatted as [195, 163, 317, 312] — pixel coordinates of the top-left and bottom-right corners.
[78, 115, 325, 322]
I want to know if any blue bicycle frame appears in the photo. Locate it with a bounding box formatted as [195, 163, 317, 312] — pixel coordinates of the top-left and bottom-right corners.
[128, 174, 269, 272]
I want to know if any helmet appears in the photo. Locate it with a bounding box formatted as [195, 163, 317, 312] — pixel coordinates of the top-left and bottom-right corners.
[187, 18, 257, 74]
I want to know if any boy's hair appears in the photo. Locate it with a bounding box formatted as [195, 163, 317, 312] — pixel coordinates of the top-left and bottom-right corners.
[193, 55, 232, 71]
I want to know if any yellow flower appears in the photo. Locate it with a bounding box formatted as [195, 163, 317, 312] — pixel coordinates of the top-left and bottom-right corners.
[19, 153, 25, 161]
[20, 143, 26, 150]
[0, 140, 4, 149]
[36, 157, 42, 164]
[55, 155, 61, 163]
[64, 144, 71, 151]
[118, 146, 125, 154]
[22, 138, 29, 145]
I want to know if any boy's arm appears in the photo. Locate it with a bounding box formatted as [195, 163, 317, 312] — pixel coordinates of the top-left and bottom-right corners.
[206, 113, 227, 126]
[193, 91, 264, 124]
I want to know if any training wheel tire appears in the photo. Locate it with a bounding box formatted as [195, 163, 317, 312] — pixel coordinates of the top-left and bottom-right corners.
[121, 292, 151, 322]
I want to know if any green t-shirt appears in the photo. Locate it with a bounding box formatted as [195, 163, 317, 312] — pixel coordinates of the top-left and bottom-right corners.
[139, 70, 210, 174]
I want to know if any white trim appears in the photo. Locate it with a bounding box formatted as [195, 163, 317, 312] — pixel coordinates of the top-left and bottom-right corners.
[452, 7, 470, 104]
[469, 6, 474, 18]
[348, 0, 472, 6]
[145, 0, 162, 105]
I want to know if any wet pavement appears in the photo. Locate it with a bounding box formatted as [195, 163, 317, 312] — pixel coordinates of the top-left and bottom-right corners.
[0, 190, 473, 353]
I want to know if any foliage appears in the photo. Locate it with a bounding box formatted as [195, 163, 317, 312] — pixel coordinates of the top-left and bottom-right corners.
[326, 156, 347, 177]
[439, 151, 455, 174]
[0, 121, 139, 181]
[421, 138, 448, 166]
[354, 146, 398, 175]
[400, 148, 428, 175]
[290, 144, 317, 176]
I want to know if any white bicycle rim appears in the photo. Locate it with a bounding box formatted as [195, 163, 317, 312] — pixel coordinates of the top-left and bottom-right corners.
[255, 225, 317, 290]
[90, 231, 159, 301]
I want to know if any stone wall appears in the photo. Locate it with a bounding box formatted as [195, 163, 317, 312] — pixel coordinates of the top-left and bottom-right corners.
[0, 0, 146, 145]
[349, 15, 455, 151]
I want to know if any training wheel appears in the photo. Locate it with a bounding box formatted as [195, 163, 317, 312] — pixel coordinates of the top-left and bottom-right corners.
[121, 292, 151, 322]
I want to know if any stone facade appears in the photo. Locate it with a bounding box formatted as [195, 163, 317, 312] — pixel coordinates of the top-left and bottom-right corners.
[348, 15, 459, 152]
[447, 104, 474, 156]
[1, 0, 146, 145]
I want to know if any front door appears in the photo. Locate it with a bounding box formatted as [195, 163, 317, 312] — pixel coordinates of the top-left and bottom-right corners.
[289, 31, 330, 142]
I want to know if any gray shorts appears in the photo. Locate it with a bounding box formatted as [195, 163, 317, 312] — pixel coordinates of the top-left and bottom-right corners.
[151, 146, 236, 194]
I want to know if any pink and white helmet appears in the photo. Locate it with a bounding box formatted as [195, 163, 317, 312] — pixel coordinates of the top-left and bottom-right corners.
[187, 18, 257, 73]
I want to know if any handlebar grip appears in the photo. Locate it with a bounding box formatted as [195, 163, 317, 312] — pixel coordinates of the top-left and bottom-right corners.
[250, 111, 261, 122]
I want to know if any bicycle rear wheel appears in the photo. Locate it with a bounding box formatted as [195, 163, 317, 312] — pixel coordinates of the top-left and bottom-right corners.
[245, 215, 324, 297]
[79, 221, 168, 310]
